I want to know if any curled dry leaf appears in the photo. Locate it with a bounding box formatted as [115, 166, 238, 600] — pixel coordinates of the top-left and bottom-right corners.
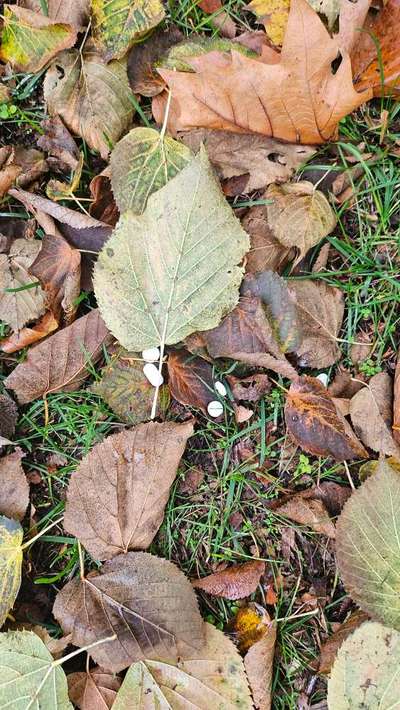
[0, 516, 23, 628]
[64, 421, 193, 560]
[68, 667, 121, 709]
[285, 376, 367, 460]
[89, 168, 119, 226]
[192, 560, 265, 600]
[244, 620, 277, 710]
[349, 372, 400, 457]
[127, 25, 183, 97]
[0, 239, 46, 332]
[319, 609, 368, 674]
[167, 349, 215, 414]
[352, 0, 400, 96]
[53, 551, 205, 673]
[0, 145, 47, 198]
[0, 449, 29, 522]
[0, 311, 59, 354]
[227, 373, 270, 403]
[0, 392, 18, 441]
[91, 0, 165, 62]
[4, 309, 111, 404]
[275, 493, 336, 538]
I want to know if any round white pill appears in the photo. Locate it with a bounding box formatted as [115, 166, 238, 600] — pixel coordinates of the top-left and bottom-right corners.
[142, 347, 160, 363]
[207, 400, 224, 418]
[316, 373, 329, 387]
[214, 381, 227, 397]
[143, 363, 164, 387]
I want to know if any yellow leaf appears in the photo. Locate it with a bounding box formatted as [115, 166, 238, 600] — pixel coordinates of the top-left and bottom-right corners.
[247, 0, 290, 45]
[0, 516, 23, 629]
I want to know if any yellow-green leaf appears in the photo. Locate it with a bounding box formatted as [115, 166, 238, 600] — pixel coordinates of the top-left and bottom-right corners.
[0, 516, 23, 629]
[91, 0, 165, 62]
[0, 5, 77, 73]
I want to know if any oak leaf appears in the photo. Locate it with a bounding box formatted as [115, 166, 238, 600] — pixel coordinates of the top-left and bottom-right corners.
[53, 552, 205, 672]
[0, 516, 23, 628]
[167, 350, 215, 414]
[0, 449, 29, 522]
[244, 620, 277, 710]
[0, 239, 46, 332]
[68, 667, 121, 709]
[352, 0, 400, 96]
[349, 372, 400, 457]
[91, 0, 165, 62]
[192, 559, 265, 599]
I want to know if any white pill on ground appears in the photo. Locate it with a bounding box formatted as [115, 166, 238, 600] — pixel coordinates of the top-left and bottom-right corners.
[316, 373, 329, 387]
[207, 400, 224, 418]
[142, 347, 160, 362]
[143, 363, 164, 387]
[214, 381, 227, 397]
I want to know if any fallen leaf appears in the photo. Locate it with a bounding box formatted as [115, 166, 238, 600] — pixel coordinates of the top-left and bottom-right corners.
[89, 168, 119, 226]
[234, 404, 253, 422]
[110, 127, 192, 214]
[352, 0, 400, 96]
[64, 421, 193, 560]
[68, 667, 121, 709]
[0, 450, 29, 522]
[275, 494, 336, 537]
[242, 202, 294, 274]
[319, 610, 368, 674]
[158, 35, 256, 73]
[328, 621, 400, 708]
[94, 148, 249, 351]
[336, 459, 400, 629]
[0, 311, 59, 353]
[308, 480, 351, 517]
[349, 372, 400, 457]
[154, 0, 371, 143]
[0, 392, 18, 441]
[21, 0, 89, 29]
[167, 349, 215, 414]
[245, 620, 277, 710]
[230, 604, 271, 653]
[37, 117, 83, 200]
[127, 25, 183, 96]
[29, 233, 81, 324]
[0, 145, 48, 198]
[0, 239, 46, 332]
[91, 0, 165, 62]
[4, 309, 111, 404]
[289, 280, 344, 368]
[285, 376, 368, 460]
[0, 5, 77, 73]
[31, 626, 71, 660]
[247, 0, 290, 45]
[112, 623, 253, 709]
[328, 368, 364, 399]
[0, 516, 23, 628]
[193, 560, 265, 599]
[53, 552, 205, 672]
[181, 130, 314, 195]
[395, 351, 400, 444]
[227, 373, 270, 403]
[44, 48, 134, 159]
[338, 0, 371, 53]
[350, 331, 372, 365]
[309, 0, 340, 28]
[198, 1, 236, 38]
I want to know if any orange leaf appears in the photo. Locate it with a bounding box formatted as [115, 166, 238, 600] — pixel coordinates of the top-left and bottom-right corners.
[0, 311, 58, 354]
[167, 349, 215, 414]
[192, 560, 265, 599]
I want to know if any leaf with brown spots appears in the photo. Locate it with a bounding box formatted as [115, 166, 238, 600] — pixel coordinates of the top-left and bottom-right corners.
[245, 620, 277, 710]
[0, 449, 29, 521]
[68, 667, 121, 709]
[167, 350, 215, 414]
[349, 372, 400, 457]
[285, 376, 367, 460]
[192, 560, 265, 600]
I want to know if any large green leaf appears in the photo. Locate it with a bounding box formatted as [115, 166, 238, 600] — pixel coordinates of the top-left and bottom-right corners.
[327, 621, 400, 709]
[0, 630, 72, 708]
[0, 516, 23, 629]
[94, 147, 249, 351]
[336, 459, 400, 629]
[110, 127, 192, 214]
[91, 0, 165, 61]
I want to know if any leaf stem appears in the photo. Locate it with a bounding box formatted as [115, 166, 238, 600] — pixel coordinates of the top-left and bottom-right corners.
[52, 633, 117, 667]
[21, 516, 64, 550]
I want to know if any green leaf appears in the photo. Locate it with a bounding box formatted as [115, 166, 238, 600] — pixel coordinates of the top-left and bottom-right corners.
[110, 127, 193, 214]
[336, 459, 400, 629]
[94, 147, 249, 351]
[328, 621, 400, 709]
[0, 630, 72, 708]
[0, 516, 23, 628]
[91, 0, 165, 61]
[0, 5, 77, 73]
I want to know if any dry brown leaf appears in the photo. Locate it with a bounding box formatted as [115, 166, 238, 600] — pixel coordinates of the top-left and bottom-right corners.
[318, 610, 369, 674]
[0, 239, 46, 332]
[227, 373, 270, 403]
[0, 146, 47, 198]
[328, 368, 364, 399]
[350, 331, 373, 366]
[89, 168, 119, 226]
[352, 0, 400, 96]
[20, 0, 89, 29]
[307, 481, 352, 517]
[37, 116, 80, 173]
[127, 26, 183, 97]
[167, 350, 215, 414]
[0, 449, 29, 521]
[68, 667, 121, 709]
[4, 309, 111, 404]
[53, 551, 205, 672]
[0, 393, 18, 441]
[338, 0, 371, 53]
[154, 0, 370, 144]
[289, 279, 344, 368]
[230, 604, 271, 653]
[64, 421, 193, 560]
[30, 625, 71, 660]
[0, 311, 59, 354]
[275, 494, 336, 537]
[349, 372, 400, 457]
[192, 560, 265, 599]
[242, 203, 294, 274]
[245, 620, 277, 710]
[285, 376, 368, 460]
[394, 350, 400, 445]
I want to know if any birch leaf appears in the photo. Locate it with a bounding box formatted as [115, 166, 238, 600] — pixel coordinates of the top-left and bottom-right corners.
[94, 148, 249, 351]
[0, 516, 23, 628]
[91, 0, 165, 61]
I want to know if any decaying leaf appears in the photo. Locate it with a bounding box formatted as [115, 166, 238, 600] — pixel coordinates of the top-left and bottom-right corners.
[64, 421, 193, 560]
[352, 0, 400, 96]
[53, 552, 205, 672]
[275, 493, 336, 537]
[0, 630, 72, 708]
[242, 203, 294, 274]
[0, 450, 29, 522]
[167, 350, 215, 414]
[110, 127, 192, 214]
[91, 0, 165, 62]
[0, 311, 59, 354]
[327, 621, 400, 709]
[37, 116, 83, 200]
[192, 560, 265, 599]
[349, 330, 372, 365]
[20, 0, 90, 29]
[0, 145, 48, 198]
[230, 605, 271, 653]
[89, 168, 119, 226]
[349, 372, 400, 457]
[227, 373, 270, 403]
[94, 148, 249, 351]
[395, 350, 400, 445]
[247, 0, 290, 46]
[127, 25, 183, 97]
[0, 5, 77, 73]
[68, 667, 121, 709]
[4, 309, 111, 404]
[285, 376, 367, 460]
[112, 623, 253, 710]
[0, 516, 23, 628]
[244, 620, 277, 710]
[336, 459, 400, 629]
[0, 392, 18, 441]
[44, 48, 134, 159]
[0, 239, 46, 332]
[319, 610, 368, 674]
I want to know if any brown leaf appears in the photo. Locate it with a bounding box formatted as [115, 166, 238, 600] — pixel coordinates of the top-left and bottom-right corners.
[4, 309, 111, 404]
[0, 239, 46, 332]
[308, 481, 352, 518]
[37, 116, 80, 173]
[328, 368, 364, 399]
[318, 610, 369, 674]
[289, 280, 344, 368]
[350, 331, 372, 366]
[9, 188, 109, 232]
[349, 372, 400, 457]
[242, 203, 294, 274]
[68, 667, 121, 709]
[0, 449, 29, 521]
[64, 421, 193, 560]
[192, 560, 265, 599]
[89, 168, 119, 226]
[53, 551, 205, 672]
[338, 0, 371, 53]
[395, 351, 400, 445]
[31, 625, 71, 659]
[245, 620, 277, 710]
[0, 392, 18, 441]
[285, 376, 368, 460]
[153, 0, 370, 143]
[0, 146, 47, 198]
[167, 350, 215, 414]
[352, 0, 400, 96]
[0, 311, 59, 354]
[198, 1, 237, 38]
[227, 373, 270, 403]
[275, 494, 336, 537]
[127, 25, 183, 96]
[20, 0, 89, 30]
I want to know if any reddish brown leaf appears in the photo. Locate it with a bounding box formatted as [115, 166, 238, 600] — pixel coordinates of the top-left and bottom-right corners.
[352, 0, 400, 96]
[319, 610, 369, 674]
[68, 667, 121, 709]
[37, 116, 80, 173]
[275, 493, 336, 538]
[89, 168, 119, 226]
[192, 560, 265, 600]
[285, 376, 368, 460]
[242, 202, 294, 274]
[394, 349, 400, 445]
[227, 373, 270, 403]
[167, 349, 215, 414]
[198, 0, 222, 11]
[245, 620, 277, 710]
[0, 311, 59, 354]
[127, 25, 183, 97]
